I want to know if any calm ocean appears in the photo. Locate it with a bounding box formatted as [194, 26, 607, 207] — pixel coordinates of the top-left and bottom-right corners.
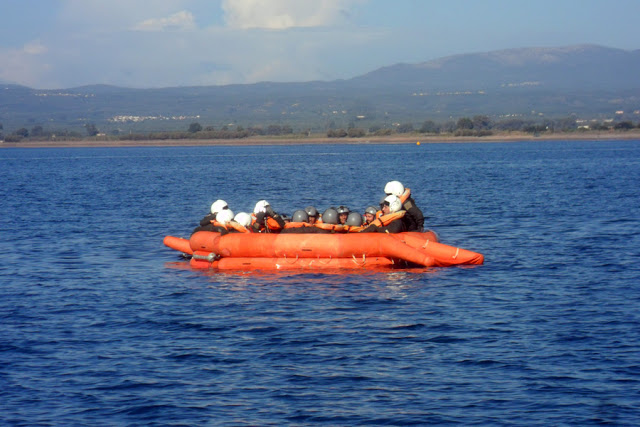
[1, 140, 639, 425]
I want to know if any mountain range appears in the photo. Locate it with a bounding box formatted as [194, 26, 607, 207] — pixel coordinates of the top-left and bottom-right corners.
[1, 44, 639, 134]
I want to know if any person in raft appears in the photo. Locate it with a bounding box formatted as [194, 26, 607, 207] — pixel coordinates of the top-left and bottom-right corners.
[222, 212, 251, 233]
[336, 206, 350, 225]
[363, 205, 378, 226]
[251, 200, 286, 233]
[305, 206, 319, 225]
[360, 195, 406, 233]
[281, 209, 325, 233]
[196, 199, 229, 228]
[192, 206, 234, 235]
[384, 181, 425, 232]
[192, 199, 230, 234]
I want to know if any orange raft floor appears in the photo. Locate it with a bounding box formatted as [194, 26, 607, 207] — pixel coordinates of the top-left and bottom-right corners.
[163, 230, 484, 271]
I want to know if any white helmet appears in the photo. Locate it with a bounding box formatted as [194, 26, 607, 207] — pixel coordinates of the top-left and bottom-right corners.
[384, 195, 402, 213]
[210, 199, 229, 214]
[384, 181, 404, 197]
[216, 208, 235, 225]
[234, 212, 252, 228]
[253, 200, 270, 214]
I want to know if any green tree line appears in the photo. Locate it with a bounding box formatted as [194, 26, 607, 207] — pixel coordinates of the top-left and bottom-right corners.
[2, 117, 639, 143]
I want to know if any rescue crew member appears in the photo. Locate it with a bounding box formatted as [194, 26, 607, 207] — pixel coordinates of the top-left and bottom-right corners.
[197, 199, 229, 228]
[225, 212, 252, 233]
[360, 195, 406, 233]
[251, 200, 286, 233]
[384, 181, 424, 231]
[192, 206, 234, 235]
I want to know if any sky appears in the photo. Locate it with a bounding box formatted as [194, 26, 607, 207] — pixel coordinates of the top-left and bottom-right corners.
[1, 0, 639, 89]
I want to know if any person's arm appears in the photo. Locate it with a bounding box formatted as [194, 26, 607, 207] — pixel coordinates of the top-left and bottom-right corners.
[382, 219, 406, 233]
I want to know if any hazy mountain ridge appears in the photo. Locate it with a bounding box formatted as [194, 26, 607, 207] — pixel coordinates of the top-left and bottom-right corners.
[351, 44, 640, 90]
[1, 45, 639, 133]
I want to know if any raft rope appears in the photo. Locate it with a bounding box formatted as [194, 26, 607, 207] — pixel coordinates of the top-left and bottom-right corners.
[283, 254, 299, 264]
[351, 254, 367, 266]
[317, 256, 332, 265]
[452, 247, 459, 259]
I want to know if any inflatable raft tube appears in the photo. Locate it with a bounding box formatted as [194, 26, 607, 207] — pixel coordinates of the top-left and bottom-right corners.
[164, 231, 483, 270]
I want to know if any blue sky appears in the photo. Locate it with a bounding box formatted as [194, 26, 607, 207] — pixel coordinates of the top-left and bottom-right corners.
[1, 0, 639, 89]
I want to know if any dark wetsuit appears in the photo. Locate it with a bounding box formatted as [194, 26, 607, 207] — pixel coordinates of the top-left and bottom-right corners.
[191, 223, 229, 235]
[402, 196, 424, 231]
[360, 218, 406, 233]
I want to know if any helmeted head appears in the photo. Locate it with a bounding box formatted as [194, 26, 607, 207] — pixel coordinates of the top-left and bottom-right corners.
[253, 200, 270, 214]
[305, 206, 318, 224]
[383, 195, 402, 213]
[346, 212, 363, 227]
[216, 208, 235, 225]
[365, 206, 377, 216]
[364, 205, 377, 222]
[336, 206, 350, 215]
[384, 181, 404, 197]
[321, 208, 338, 225]
[336, 206, 350, 224]
[210, 199, 229, 214]
[292, 209, 309, 223]
[234, 212, 252, 228]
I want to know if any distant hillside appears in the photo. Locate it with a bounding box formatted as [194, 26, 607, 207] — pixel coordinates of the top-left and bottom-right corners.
[351, 45, 640, 91]
[1, 45, 639, 134]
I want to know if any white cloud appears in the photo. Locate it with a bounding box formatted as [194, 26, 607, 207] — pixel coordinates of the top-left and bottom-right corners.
[133, 10, 197, 31]
[221, 0, 359, 29]
[0, 45, 53, 87]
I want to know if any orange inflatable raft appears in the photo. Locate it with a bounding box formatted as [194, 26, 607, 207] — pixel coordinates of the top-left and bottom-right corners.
[163, 230, 484, 271]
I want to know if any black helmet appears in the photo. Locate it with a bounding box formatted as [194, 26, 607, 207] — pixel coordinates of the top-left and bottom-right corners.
[336, 205, 350, 215]
[346, 212, 363, 226]
[292, 209, 309, 223]
[365, 206, 377, 215]
[322, 208, 338, 224]
[305, 206, 318, 217]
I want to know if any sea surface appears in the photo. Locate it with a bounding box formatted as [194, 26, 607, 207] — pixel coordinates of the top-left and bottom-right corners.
[1, 140, 639, 425]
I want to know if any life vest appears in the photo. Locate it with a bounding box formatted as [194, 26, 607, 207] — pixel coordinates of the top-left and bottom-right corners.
[250, 214, 284, 232]
[370, 210, 406, 228]
[314, 223, 347, 233]
[345, 225, 364, 232]
[284, 222, 314, 229]
[226, 220, 249, 233]
[210, 220, 229, 230]
[399, 188, 411, 204]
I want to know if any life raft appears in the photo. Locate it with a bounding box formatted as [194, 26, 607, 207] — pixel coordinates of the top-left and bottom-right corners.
[163, 230, 484, 271]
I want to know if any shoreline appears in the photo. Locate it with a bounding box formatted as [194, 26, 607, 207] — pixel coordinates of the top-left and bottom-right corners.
[2, 131, 640, 148]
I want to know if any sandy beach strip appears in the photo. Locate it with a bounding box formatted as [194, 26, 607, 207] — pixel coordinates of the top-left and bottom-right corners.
[2, 131, 640, 148]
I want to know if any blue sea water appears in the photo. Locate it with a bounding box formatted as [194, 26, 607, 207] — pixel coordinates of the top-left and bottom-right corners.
[1, 140, 639, 425]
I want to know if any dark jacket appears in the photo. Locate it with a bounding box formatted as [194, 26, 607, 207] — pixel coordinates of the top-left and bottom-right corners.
[199, 213, 216, 227]
[360, 217, 406, 233]
[191, 223, 229, 235]
[402, 196, 424, 231]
